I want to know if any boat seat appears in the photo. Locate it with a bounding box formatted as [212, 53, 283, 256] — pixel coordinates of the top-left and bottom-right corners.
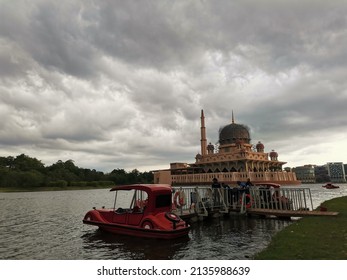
[115, 207, 128, 214]
[132, 206, 142, 213]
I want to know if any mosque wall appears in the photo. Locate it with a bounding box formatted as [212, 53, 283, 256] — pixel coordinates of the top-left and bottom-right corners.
[153, 170, 299, 186]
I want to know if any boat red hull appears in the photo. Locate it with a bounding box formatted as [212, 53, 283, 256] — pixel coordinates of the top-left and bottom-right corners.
[83, 219, 190, 239]
[83, 184, 190, 239]
[322, 184, 339, 189]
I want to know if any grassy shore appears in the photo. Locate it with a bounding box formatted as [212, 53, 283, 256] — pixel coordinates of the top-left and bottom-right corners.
[254, 196, 347, 260]
[0, 185, 111, 193]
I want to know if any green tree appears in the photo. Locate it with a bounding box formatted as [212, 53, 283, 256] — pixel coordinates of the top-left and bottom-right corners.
[0, 154, 153, 189]
[46, 160, 79, 184]
[18, 171, 45, 188]
[107, 168, 128, 184]
[139, 171, 154, 183]
[0, 168, 19, 187]
[13, 154, 45, 172]
[128, 169, 140, 183]
[0, 156, 14, 168]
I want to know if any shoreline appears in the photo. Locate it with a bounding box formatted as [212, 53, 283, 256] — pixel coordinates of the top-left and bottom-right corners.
[254, 195, 347, 259]
[0, 185, 111, 193]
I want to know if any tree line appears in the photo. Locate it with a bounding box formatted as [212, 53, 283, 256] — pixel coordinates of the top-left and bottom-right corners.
[0, 154, 153, 189]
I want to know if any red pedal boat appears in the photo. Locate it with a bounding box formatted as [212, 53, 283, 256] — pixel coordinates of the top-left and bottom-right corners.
[322, 183, 339, 189]
[83, 184, 190, 239]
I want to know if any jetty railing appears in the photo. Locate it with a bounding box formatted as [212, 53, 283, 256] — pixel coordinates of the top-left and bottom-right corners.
[172, 186, 212, 216]
[172, 185, 314, 216]
[172, 186, 245, 216]
[248, 187, 313, 211]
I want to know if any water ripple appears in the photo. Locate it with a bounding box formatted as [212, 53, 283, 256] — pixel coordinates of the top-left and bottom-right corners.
[1, 184, 346, 259]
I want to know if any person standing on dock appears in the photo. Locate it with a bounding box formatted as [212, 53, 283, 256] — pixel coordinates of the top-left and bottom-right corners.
[211, 178, 221, 207]
[246, 178, 253, 187]
[237, 180, 250, 194]
[212, 178, 221, 188]
[237, 180, 247, 189]
[221, 182, 231, 205]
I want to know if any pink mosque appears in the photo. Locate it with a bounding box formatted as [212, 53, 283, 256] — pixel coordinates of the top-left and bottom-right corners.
[153, 110, 299, 186]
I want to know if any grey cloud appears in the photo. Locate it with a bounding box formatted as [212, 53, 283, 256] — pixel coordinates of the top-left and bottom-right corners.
[3, 1, 347, 77]
[1, 0, 347, 171]
[0, 1, 100, 78]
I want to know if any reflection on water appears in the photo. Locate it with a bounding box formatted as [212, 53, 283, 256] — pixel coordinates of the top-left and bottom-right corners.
[80, 216, 289, 260]
[81, 230, 190, 260]
[179, 215, 290, 260]
[0, 184, 346, 260]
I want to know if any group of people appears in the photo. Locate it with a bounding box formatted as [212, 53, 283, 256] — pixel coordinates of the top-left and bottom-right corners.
[210, 177, 253, 205]
[211, 177, 253, 190]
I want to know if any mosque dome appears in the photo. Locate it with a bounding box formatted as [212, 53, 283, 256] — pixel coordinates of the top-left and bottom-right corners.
[256, 141, 264, 152]
[195, 153, 202, 159]
[269, 150, 278, 161]
[207, 143, 214, 150]
[256, 141, 264, 149]
[269, 150, 278, 158]
[219, 123, 251, 145]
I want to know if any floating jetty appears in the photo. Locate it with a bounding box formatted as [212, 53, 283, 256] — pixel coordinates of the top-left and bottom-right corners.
[171, 185, 338, 222]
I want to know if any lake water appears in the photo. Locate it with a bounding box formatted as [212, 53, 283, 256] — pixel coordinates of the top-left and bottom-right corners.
[0, 183, 346, 260]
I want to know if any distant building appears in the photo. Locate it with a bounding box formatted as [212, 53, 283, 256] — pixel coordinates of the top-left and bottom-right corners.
[327, 162, 346, 183]
[153, 110, 299, 185]
[292, 165, 316, 183]
[314, 165, 330, 183]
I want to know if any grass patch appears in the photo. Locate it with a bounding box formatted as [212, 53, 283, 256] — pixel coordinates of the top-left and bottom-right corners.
[254, 196, 347, 259]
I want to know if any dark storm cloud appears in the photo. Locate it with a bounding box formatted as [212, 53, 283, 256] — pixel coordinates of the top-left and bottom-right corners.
[244, 71, 347, 138]
[0, 1, 99, 78]
[3, 0, 347, 76]
[1, 0, 347, 170]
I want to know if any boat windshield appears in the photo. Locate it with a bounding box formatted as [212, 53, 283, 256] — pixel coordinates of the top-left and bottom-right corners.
[130, 189, 148, 210]
[113, 189, 148, 211]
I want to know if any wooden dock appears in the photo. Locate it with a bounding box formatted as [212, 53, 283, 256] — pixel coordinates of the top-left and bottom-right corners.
[176, 207, 338, 222]
[246, 208, 339, 218]
[172, 186, 339, 222]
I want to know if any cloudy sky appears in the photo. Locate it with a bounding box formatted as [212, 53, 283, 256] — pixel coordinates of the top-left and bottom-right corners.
[1, 0, 347, 172]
